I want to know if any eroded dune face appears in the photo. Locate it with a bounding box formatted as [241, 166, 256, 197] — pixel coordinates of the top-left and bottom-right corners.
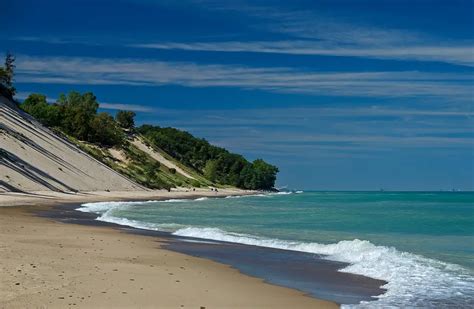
[0, 95, 143, 193]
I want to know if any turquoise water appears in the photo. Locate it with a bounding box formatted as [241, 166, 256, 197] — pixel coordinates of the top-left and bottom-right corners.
[78, 191, 474, 307]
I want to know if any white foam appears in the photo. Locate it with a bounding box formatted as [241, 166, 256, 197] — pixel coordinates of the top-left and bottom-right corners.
[78, 200, 474, 307]
[194, 197, 209, 201]
[271, 191, 293, 195]
[225, 193, 270, 198]
[160, 199, 188, 203]
[77, 200, 159, 213]
[173, 227, 474, 308]
[295, 190, 304, 194]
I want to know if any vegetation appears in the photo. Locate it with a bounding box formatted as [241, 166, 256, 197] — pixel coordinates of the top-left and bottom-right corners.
[19, 94, 60, 127]
[137, 125, 278, 190]
[116, 110, 136, 130]
[20, 92, 126, 147]
[18, 92, 212, 190]
[0, 52, 16, 97]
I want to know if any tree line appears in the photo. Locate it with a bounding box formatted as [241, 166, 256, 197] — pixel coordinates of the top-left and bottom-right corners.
[138, 125, 278, 190]
[20, 92, 135, 147]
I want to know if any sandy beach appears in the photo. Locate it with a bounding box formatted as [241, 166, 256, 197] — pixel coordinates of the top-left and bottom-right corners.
[0, 193, 338, 309]
[0, 188, 254, 207]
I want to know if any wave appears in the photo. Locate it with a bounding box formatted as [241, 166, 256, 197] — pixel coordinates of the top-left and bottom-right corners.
[78, 196, 209, 213]
[194, 197, 209, 201]
[172, 227, 474, 308]
[225, 193, 269, 198]
[77, 200, 160, 213]
[272, 191, 293, 195]
[77, 200, 474, 308]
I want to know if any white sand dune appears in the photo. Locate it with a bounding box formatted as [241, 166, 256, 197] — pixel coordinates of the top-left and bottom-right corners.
[0, 94, 144, 193]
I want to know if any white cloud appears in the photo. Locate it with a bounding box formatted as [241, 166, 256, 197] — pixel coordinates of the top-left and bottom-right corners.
[15, 55, 474, 99]
[154, 1, 473, 66]
[133, 41, 474, 67]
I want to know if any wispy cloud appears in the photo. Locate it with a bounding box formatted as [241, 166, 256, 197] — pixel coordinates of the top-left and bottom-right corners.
[10, 2, 474, 66]
[129, 1, 474, 66]
[98, 103, 155, 112]
[15, 55, 474, 100]
[133, 41, 474, 67]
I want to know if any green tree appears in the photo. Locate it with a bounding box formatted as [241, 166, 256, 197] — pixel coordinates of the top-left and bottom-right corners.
[57, 91, 99, 140]
[115, 110, 136, 130]
[89, 113, 125, 146]
[0, 67, 6, 86]
[4, 52, 15, 95]
[251, 159, 279, 190]
[20, 94, 61, 127]
[203, 160, 218, 182]
[1, 52, 16, 96]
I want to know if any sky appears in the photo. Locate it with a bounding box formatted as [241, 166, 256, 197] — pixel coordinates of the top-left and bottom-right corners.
[1, 0, 473, 190]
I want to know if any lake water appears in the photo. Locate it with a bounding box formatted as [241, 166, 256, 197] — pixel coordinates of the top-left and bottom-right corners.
[78, 191, 474, 307]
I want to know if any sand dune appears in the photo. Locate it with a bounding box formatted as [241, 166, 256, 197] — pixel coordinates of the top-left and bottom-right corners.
[0, 95, 143, 193]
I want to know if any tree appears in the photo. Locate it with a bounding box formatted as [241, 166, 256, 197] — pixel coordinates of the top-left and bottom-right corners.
[20, 93, 60, 127]
[203, 160, 218, 182]
[89, 112, 125, 146]
[0, 67, 6, 86]
[4, 52, 16, 96]
[116, 110, 136, 130]
[250, 159, 279, 190]
[57, 91, 99, 140]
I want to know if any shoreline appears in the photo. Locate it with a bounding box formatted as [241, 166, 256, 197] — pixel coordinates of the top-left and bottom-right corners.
[0, 188, 258, 207]
[0, 190, 339, 308]
[38, 202, 386, 306]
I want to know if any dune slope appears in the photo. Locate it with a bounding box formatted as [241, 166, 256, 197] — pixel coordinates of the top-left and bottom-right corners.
[0, 94, 144, 192]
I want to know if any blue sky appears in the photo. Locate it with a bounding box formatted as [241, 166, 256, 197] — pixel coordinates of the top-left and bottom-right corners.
[1, 0, 473, 190]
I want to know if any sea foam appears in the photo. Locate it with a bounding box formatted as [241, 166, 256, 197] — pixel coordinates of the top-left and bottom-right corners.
[77, 200, 474, 308]
[173, 227, 474, 308]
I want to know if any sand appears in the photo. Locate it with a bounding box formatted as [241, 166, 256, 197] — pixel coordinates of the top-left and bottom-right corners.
[0, 205, 338, 308]
[0, 96, 143, 192]
[0, 187, 254, 207]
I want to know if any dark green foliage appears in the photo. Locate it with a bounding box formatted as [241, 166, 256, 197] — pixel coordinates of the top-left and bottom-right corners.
[4, 52, 16, 96]
[137, 125, 278, 190]
[0, 52, 16, 96]
[203, 160, 218, 182]
[20, 94, 61, 127]
[57, 92, 99, 140]
[20, 92, 124, 147]
[115, 110, 136, 129]
[0, 68, 7, 88]
[169, 168, 176, 174]
[241, 159, 279, 190]
[89, 113, 125, 147]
